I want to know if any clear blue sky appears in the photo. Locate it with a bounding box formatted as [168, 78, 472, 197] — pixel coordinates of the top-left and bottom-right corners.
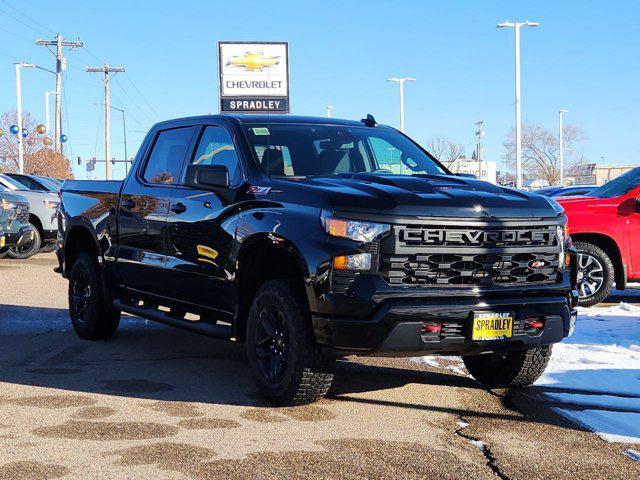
[1, 0, 638, 179]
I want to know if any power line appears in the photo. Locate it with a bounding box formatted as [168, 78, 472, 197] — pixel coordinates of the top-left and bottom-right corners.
[0, 0, 55, 35]
[124, 72, 159, 118]
[0, 24, 33, 42]
[112, 76, 155, 123]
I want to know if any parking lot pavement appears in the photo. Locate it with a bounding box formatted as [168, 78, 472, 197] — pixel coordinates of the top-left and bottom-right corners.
[0, 254, 639, 479]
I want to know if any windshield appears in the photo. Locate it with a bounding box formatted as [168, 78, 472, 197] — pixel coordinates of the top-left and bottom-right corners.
[590, 167, 640, 199]
[243, 123, 448, 177]
[0, 174, 28, 191]
[36, 177, 61, 191]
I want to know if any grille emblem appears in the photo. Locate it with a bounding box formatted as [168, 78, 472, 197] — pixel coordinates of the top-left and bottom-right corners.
[530, 260, 546, 269]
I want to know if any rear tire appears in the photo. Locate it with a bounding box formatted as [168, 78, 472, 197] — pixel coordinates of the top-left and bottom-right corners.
[463, 345, 553, 388]
[246, 279, 335, 405]
[7, 223, 41, 259]
[574, 241, 614, 307]
[68, 253, 120, 340]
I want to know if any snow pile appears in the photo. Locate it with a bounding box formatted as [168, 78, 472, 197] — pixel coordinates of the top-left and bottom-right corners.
[537, 302, 640, 443]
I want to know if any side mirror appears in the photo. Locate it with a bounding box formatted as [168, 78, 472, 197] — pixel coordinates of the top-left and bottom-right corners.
[636, 196, 640, 213]
[184, 164, 229, 190]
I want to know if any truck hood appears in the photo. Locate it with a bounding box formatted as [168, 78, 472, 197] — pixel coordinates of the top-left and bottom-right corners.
[0, 192, 29, 204]
[282, 173, 562, 219]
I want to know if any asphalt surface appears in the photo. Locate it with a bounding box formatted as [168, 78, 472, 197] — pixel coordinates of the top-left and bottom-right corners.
[0, 254, 638, 479]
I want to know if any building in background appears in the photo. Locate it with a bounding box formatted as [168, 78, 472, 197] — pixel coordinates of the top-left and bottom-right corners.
[568, 163, 637, 186]
[446, 156, 497, 184]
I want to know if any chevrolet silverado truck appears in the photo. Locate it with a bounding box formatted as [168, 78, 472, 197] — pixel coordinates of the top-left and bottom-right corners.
[0, 191, 33, 258]
[557, 166, 640, 306]
[56, 115, 578, 405]
[0, 173, 59, 258]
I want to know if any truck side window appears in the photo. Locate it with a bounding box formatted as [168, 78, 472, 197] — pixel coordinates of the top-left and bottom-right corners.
[191, 126, 240, 185]
[143, 127, 193, 185]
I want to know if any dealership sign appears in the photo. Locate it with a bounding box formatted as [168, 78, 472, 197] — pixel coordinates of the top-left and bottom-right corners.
[218, 41, 289, 114]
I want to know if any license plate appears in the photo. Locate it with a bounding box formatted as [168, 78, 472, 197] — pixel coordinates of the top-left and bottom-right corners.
[472, 312, 513, 341]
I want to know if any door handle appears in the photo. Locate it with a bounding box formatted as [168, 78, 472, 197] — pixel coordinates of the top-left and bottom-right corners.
[170, 202, 187, 214]
[121, 198, 135, 209]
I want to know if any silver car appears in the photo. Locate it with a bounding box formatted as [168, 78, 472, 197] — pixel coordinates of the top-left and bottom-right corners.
[0, 173, 59, 258]
[0, 191, 33, 258]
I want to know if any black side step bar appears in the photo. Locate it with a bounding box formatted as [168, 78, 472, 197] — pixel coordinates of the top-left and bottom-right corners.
[113, 299, 233, 339]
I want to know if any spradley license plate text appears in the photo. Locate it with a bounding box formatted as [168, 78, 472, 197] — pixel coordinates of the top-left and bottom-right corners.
[472, 312, 513, 341]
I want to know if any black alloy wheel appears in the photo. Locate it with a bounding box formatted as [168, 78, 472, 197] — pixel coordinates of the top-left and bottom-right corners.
[70, 266, 92, 326]
[255, 304, 290, 383]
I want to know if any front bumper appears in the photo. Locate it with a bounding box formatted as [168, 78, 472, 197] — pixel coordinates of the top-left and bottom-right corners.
[0, 226, 34, 251]
[313, 293, 577, 357]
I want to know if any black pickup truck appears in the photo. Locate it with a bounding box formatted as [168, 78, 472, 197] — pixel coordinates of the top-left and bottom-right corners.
[56, 114, 578, 405]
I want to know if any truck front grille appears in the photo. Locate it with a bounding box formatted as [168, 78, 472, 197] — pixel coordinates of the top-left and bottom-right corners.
[379, 220, 563, 289]
[16, 203, 29, 223]
[380, 252, 559, 287]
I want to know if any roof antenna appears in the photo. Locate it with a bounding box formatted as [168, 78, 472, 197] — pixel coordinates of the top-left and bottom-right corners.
[360, 114, 378, 127]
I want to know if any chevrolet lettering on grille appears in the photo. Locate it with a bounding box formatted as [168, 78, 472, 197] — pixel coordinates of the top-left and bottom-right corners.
[399, 228, 554, 246]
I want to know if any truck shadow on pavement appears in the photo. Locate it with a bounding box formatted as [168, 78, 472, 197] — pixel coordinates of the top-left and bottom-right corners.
[0, 304, 618, 435]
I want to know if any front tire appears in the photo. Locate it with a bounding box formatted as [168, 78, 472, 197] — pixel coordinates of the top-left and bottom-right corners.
[574, 241, 614, 307]
[68, 253, 120, 340]
[246, 279, 335, 405]
[7, 223, 41, 259]
[463, 345, 553, 388]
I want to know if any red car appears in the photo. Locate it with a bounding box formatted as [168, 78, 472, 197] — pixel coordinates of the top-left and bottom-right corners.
[557, 166, 640, 306]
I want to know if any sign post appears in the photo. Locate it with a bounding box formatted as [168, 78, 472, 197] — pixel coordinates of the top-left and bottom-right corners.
[218, 41, 289, 114]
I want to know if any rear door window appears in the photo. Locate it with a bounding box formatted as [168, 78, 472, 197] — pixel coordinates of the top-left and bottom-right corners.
[143, 127, 194, 185]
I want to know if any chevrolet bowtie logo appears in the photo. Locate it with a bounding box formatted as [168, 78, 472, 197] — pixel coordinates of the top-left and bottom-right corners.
[227, 52, 280, 71]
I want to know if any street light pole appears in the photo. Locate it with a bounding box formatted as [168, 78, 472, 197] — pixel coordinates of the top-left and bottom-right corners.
[387, 77, 415, 132]
[44, 90, 55, 139]
[497, 20, 539, 189]
[15, 62, 34, 174]
[326, 105, 334, 118]
[558, 109, 568, 186]
[93, 102, 129, 176]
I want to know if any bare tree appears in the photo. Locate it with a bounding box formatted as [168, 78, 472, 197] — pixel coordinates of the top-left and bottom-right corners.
[503, 122, 588, 185]
[0, 110, 73, 178]
[426, 136, 466, 170]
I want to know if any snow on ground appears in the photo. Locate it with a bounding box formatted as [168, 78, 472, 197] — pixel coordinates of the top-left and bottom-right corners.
[537, 302, 640, 443]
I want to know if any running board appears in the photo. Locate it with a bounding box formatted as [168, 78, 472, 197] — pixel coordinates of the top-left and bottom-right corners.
[113, 299, 233, 339]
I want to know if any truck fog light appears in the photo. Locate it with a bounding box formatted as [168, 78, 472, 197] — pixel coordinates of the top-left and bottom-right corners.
[333, 253, 371, 271]
[0, 236, 5, 248]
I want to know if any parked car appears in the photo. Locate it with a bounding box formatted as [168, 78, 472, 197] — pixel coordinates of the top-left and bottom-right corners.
[0, 191, 33, 258]
[0, 174, 59, 258]
[536, 185, 598, 198]
[557, 167, 640, 306]
[56, 114, 577, 405]
[4, 173, 60, 192]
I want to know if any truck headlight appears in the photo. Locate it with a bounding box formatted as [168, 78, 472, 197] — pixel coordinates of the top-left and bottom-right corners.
[321, 211, 390, 243]
[43, 200, 60, 209]
[0, 199, 16, 210]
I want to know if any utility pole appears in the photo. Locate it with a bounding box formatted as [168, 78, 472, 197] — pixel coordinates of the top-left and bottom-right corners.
[475, 121, 484, 180]
[497, 21, 539, 189]
[36, 34, 84, 154]
[44, 90, 55, 138]
[87, 64, 125, 180]
[326, 105, 334, 118]
[558, 109, 568, 187]
[387, 77, 415, 132]
[15, 62, 34, 174]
